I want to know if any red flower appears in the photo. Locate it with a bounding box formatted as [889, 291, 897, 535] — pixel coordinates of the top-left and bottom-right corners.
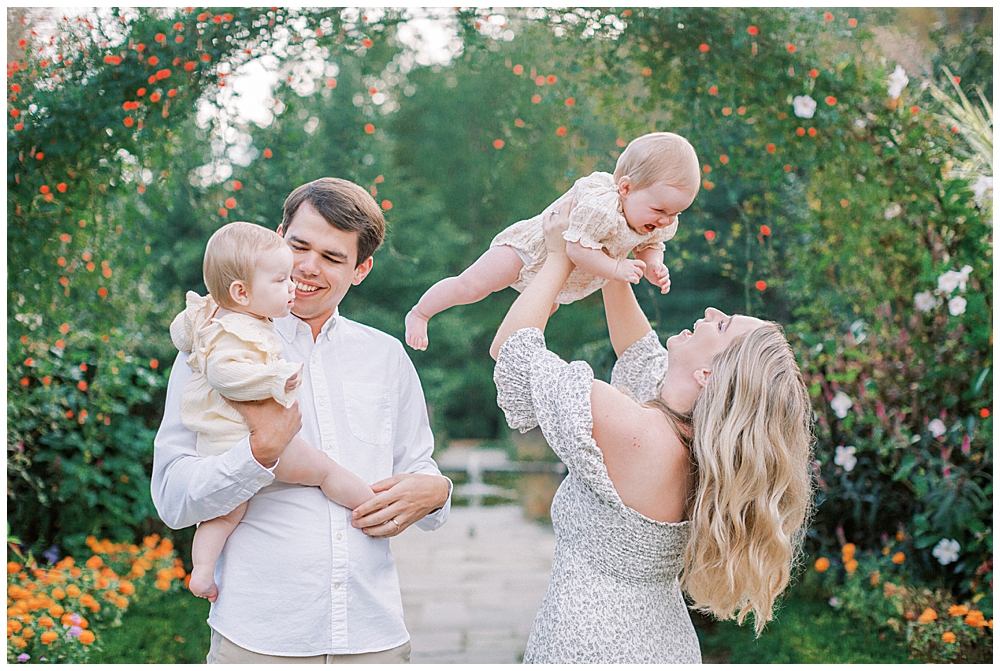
[361, 38, 373, 48]
[535, 75, 545, 86]
[218, 207, 228, 217]
[14, 123, 23, 131]
[708, 85, 718, 95]
[201, 53, 211, 62]
[11, 83, 20, 93]
[124, 117, 134, 127]
[766, 143, 776, 153]
[825, 96, 837, 105]
[150, 359, 159, 369]
[564, 97, 575, 107]
[36, 152, 44, 160]
[556, 126, 567, 136]
[223, 13, 233, 22]
[225, 197, 236, 209]
[616, 138, 627, 147]
[364, 123, 375, 134]
[546, 75, 557, 84]
[531, 94, 541, 104]
[17, 39, 26, 48]
[20, 377, 29, 387]
[755, 280, 767, 291]
[197, 12, 208, 21]
[840, 199, 849, 208]
[513, 64, 523, 75]
[174, 22, 183, 30]
[747, 26, 758, 36]
[702, 180, 714, 190]
[147, 56, 159, 66]
[737, 106, 746, 115]
[824, 12, 834, 21]
[155, 69, 171, 80]
[155, 33, 166, 43]
[60, 233, 71, 243]
[262, 148, 273, 158]
[848, 18, 857, 28]
[184, 61, 195, 71]
[809, 69, 819, 78]
[150, 92, 161, 102]
[760, 225, 771, 236]
[980, 408, 990, 418]
[167, 89, 177, 97]
[702, 165, 711, 173]
[722, 107, 732, 116]
[704, 230, 716, 241]
[57, 183, 67, 193]
[40, 185, 50, 194]
[698, 43, 710, 52]
[97, 287, 108, 298]
[136, 43, 146, 52]
[783, 164, 792, 172]
[78, 380, 88, 391]
[493, 139, 505, 149]
[381, 200, 392, 210]
[910, 106, 919, 115]
[514, 118, 525, 128]
[10, 108, 19, 117]
[326, 78, 337, 88]
[641, 67, 652, 76]
[25, 358, 34, 366]
[232, 180, 243, 191]
[807, 127, 817, 137]
[719, 154, 729, 164]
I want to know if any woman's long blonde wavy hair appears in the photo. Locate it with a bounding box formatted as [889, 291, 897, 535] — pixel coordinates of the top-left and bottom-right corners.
[677, 322, 815, 636]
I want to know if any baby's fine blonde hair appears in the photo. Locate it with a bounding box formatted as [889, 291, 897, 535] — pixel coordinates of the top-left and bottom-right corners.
[203, 222, 287, 309]
[613, 132, 701, 194]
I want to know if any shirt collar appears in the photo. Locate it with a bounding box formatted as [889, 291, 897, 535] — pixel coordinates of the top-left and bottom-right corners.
[274, 308, 340, 343]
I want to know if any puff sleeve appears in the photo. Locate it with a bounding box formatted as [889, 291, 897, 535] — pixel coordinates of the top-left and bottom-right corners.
[609, 330, 669, 403]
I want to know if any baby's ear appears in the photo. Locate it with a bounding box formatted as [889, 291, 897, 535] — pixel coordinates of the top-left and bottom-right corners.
[617, 175, 632, 197]
[228, 279, 251, 306]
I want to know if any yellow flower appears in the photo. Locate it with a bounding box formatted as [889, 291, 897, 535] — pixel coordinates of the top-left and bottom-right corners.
[918, 608, 938, 624]
[814, 557, 831, 572]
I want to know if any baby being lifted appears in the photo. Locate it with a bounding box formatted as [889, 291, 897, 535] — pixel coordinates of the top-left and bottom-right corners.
[405, 131, 701, 350]
[170, 222, 374, 602]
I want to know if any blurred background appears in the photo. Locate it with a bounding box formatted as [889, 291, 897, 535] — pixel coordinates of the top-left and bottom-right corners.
[6, 6, 992, 663]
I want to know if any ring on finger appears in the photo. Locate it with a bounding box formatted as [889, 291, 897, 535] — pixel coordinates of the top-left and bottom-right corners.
[390, 518, 401, 531]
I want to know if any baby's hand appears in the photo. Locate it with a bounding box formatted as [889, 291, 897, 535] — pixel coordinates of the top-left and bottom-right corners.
[646, 262, 671, 294]
[614, 259, 646, 285]
[284, 372, 301, 395]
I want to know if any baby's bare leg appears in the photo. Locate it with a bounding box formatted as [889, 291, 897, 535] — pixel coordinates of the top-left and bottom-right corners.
[406, 245, 524, 350]
[189, 502, 247, 602]
[274, 437, 375, 510]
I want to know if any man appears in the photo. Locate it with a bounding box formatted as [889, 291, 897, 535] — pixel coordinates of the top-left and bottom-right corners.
[152, 178, 452, 663]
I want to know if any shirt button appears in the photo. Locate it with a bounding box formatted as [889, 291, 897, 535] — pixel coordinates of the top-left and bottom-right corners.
[333, 582, 341, 590]
[325, 443, 333, 450]
[336, 533, 343, 541]
[319, 399, 326, 407]
[298, 324, 308, 332]
[256, 477, 267, 483]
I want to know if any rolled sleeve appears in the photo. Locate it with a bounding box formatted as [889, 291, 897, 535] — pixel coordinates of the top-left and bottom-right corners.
[151, 352, 276, 529]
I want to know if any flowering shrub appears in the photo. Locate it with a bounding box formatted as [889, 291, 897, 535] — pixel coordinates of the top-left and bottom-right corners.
[811, 540, 993, 663]
[6, 534, 187, 664]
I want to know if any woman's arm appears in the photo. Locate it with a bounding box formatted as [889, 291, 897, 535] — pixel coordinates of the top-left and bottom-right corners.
[601, 279, 654, 358]
[490, 204, 575, 360]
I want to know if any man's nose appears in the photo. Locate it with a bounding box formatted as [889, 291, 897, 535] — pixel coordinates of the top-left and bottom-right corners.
[296, 252, 319, 275]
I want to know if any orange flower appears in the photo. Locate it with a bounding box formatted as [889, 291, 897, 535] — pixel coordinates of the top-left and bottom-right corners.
[641, 67, 652, 76]
[708, 86, 718, 95]
[512, 64, 523, 75]
[8, 562, 22, 574]
[702, 180, 714, 190]
[783, 164, 792, 172]
[845, 559, 858, 573]
[760, 225, 771, 236]
[381, 200, 392, 211]
[150, 359, 159, 369]
[942, 631, 956, 643]
[698, 43, 710, 52]
[534, 75, 545, 86]
[41, 630, 58, 644]
[719, 154, 729, 164]
[531, 94, 542, 104]
[556, 126, 567, 136]
[918, 608, 937, 624]
[910, 106, 919, 115]
[825, 96, 837, 106]
[79, 629, 95, 645]
[361, 38, 373, 48]
[11, 636, 27, 649]
[755, 280, 767, 291]
[814, 557, 830, 572]
[514, 118, 525, 128]
[225, 197, 236, 209]
[218, 208, 228, 217]
[722, 107, 732, 116]
[48, 604, 63, 618]
[841, 543, 856, 560]
[85, 556, 103, 570]
[118, 581, 135, 596]
[747, 26, 758, 36]
[37, 615, 55, 629]
[848, 18, 857, 28]
[892, 552, 905, 564]
[66, 585, 80, 598]
[824, 12, 834, 21]
[155, 32, 166, 43]
[737, 106, 746, 115]
[765, 143, 775, 153]
[492, 139, 504, 149]
[51, 587, 65, 600]
[201, 53, 212, 62]
[809, 69, 819, 78]
[965, 610, 986, 627]
[807, 127, 817, 137]
[564, 97, 575, 107]
[263, 148, 273, 158]
[232, 180, 243, 190]
[949, 604, 969, 617]
[786, 44, 796, 53]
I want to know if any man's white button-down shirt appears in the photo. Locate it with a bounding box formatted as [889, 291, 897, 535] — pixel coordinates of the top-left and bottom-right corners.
[151, 310, 451, 656]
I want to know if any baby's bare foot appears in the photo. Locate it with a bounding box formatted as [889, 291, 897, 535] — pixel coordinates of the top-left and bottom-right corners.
[188, 566, 219, 603]
[405, 309, 429, 350]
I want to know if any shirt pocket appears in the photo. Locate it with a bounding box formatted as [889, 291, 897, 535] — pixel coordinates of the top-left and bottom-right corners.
[342, 381, 392, 445]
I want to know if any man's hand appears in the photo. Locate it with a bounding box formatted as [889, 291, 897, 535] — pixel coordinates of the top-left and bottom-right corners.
[645, 262, 671, 294]
[350, 473, 450, 538]
[614, 258, 646, 284]
[226, 397, 302, 469]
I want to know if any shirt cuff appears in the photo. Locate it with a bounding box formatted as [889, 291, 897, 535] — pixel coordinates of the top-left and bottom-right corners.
[415, 476, 453, 531]
[228, 436, 278, 489]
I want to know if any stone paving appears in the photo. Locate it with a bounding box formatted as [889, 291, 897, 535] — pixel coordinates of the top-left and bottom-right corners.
[391, 505, 556, 664]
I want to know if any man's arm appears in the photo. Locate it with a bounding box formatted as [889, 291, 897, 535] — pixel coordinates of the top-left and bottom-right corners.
[150, 352, 300, 529]
[351, 343, 452, 537]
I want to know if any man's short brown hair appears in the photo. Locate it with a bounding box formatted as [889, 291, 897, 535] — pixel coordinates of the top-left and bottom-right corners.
[281, 178, 386, 266]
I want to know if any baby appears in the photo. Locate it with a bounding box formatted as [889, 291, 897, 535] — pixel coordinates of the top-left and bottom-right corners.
[170, 222, 374, 602]
[405, 132, 701, 350]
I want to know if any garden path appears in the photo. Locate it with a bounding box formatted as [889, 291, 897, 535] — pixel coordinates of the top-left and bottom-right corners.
[391, 505, 555, 664]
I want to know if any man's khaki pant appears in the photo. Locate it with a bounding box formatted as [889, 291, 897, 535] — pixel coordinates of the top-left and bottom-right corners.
[207, 629, 411, 664]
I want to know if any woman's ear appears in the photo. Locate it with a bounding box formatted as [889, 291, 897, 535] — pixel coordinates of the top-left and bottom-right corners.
[228, 279, 251, 307]
[693, 367, 712, 389]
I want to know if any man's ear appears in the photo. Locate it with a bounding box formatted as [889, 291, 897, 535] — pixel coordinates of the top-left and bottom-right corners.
[229, 279, 251, 306]
[352, 256, 374, 286]
[693, 367, 712, 389]
[275, 224, 284, 236]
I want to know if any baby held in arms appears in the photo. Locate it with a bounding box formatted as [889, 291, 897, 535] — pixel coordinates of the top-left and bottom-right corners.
[170, 222, 374, 601]
[405, 131, 701, 350]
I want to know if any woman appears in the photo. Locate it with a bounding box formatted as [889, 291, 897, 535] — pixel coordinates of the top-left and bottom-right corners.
[490, 204, 814, 663]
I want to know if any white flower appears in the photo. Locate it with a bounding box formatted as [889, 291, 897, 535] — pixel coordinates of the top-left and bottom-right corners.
[855, 118, 867, 129]
[829, 597, 840, 607]
[971, 175, 993, 202]
[928, 418, 947, 438]
[932, 538, 960, 566]
[937, 267, 971, 294]
[834, 445, 857, 472]
[793, 94, 817, 119]
[887, 65, 909, 99]
[830, 392, 853, 419]
[883, 202, 902, 219]
[948, 296, 967, 316]
[914, 291, 937, 312]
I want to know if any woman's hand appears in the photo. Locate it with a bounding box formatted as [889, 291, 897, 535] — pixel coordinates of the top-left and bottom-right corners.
[542, 199, 572, 259]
